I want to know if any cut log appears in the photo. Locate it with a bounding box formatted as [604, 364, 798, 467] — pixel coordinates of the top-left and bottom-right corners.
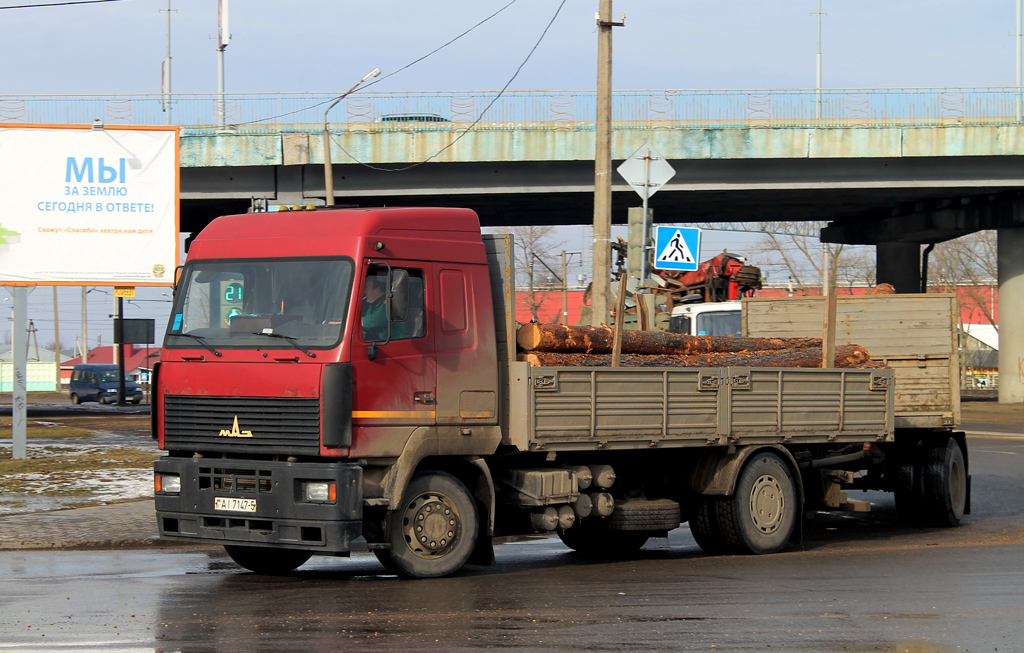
[516, 322, 821, 355]
[518, 344, 871, 369]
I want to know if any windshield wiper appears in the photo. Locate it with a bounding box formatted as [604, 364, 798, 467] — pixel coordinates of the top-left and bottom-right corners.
[250, 331, 316, 358]
[177, 332, 223, 357]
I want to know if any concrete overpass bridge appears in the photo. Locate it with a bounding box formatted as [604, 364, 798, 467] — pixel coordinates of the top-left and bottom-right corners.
[3, 87, 1023, 401]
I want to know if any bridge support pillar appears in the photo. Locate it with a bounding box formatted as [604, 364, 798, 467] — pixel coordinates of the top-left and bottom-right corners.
[875, 242, 921, 293]
[998, 226, 1024, 403]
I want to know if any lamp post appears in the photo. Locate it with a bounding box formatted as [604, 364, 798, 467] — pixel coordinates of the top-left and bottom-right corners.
[322, 68, 381, 207]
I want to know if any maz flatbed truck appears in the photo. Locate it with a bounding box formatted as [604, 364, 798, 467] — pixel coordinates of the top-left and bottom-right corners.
[153, 207, 969, 578]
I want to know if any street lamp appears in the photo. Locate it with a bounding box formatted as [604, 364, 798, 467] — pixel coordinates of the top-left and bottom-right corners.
[323, 68, 381, 207]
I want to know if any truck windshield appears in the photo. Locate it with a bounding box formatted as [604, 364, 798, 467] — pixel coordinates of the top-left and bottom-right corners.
[164, 258, 353, 350]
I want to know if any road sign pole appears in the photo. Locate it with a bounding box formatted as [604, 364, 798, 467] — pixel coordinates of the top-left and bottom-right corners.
[640, 148, 652, 287]
[617, 142, 675, 290]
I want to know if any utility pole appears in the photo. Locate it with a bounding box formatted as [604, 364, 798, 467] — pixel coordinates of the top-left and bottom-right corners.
[813, 0, 826, 121]
[591, 1, 624, 326]
[53, 287, 60, 391]
[1017, 0, 1022, 121]
[216, 0, 229, 130]
[81, 287, 88, 364]
[160, 0, 176, 125]
[561, 250, 568, 325]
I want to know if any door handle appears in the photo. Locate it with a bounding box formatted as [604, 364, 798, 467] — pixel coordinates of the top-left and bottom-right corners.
[414, 395, 436, 405]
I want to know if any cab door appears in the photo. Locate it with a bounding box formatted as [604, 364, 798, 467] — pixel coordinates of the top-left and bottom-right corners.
[349, 262, 436, 458]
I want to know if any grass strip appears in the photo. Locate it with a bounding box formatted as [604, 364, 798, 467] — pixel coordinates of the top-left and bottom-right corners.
[26, 425, 95, 439]
[0, 447, 159, 476]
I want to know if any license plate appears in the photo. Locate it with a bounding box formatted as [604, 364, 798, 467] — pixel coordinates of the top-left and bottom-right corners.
[214, 497, 256, 512]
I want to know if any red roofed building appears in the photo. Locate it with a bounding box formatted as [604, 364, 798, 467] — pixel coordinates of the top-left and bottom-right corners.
[60, 345, 160, 385]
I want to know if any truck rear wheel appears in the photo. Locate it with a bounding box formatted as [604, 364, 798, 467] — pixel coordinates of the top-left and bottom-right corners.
[380, 471, 478, 579]
[923, 437, 967, 527]
[689, 498, 729, 555]
[224, 545, 312, 574]
[715, 451, 797, 555]
[895, 460, 925, 526]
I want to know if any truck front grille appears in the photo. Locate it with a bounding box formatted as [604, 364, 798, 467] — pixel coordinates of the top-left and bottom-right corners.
[198, 466, 274, 493]
[163, 396, 320, 455]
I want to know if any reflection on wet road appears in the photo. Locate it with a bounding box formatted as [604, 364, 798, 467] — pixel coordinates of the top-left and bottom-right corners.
[1, 434, 1023, 652]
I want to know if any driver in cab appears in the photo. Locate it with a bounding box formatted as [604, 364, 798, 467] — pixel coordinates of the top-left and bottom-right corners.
[361, 275, 387, 341]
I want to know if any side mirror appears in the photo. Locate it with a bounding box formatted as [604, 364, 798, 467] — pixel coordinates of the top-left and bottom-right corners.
[389, 269, 409, 322]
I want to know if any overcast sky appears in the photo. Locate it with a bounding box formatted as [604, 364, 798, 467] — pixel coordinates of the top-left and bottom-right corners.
[2, 0, 1011, 348]
[1, 0, 1018, 95]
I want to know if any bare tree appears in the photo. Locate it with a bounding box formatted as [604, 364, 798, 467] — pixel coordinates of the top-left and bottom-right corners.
[505, 225, 566, 322]
[744, 221, 874, 294]
[930, 231, 998, 330]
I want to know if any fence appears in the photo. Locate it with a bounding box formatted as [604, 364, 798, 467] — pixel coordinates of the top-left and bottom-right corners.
[2, 88, 1023, 135]
[0, 362, 59, 392]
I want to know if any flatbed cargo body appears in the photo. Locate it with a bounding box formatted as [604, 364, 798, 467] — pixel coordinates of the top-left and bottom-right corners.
[510, 364, 893, 451]
[153, 207, 967, 578]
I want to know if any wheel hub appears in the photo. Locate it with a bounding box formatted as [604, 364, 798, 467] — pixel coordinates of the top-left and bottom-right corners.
[404, 495, 459, 556]
[749, 474, 785, 534]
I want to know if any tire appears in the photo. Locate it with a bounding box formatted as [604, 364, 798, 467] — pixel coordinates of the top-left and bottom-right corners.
[689, 498, 729, 555]
[922, 437, 967, 527]
[558, 519, 650, 557]
[380, 471, 478, 579]
[70, 394, 80, 405]
[606, 498, 681, 531]
[224, 545, 312, 574]
[131, 397, 141, 404]
[894, 460, 926, 527]
[715, 452, 797, 555]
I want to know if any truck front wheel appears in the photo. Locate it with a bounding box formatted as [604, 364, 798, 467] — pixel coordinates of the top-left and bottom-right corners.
[224, 545, 312, 574]
[381, 471, 478, 579]
[715, 451, 797, 554]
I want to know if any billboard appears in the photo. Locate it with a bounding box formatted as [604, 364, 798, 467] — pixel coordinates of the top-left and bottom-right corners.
[0, 125, 179, 286]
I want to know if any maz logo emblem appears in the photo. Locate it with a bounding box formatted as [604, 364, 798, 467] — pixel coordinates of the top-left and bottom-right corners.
[219, 416, 253, 438]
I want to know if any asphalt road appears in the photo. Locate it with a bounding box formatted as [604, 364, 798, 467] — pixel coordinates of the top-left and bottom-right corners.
[1, 433, 1022, 652]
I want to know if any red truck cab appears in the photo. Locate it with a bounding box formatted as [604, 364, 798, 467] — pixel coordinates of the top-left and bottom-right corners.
[154, 207, 501, 572]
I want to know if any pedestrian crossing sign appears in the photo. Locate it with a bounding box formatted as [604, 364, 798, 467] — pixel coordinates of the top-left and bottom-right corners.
[653, 226, 701, 271]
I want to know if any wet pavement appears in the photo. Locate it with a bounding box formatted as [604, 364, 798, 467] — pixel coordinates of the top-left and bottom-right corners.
[0, 432, 1021, 651]
[1, 523, 1022, 651]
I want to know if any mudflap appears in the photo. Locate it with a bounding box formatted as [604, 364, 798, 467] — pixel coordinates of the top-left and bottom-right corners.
[469, 534, 496, 567]
[952, 431, 972, 515]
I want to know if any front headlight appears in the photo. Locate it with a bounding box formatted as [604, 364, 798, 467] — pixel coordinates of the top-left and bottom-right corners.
[156, 474, 181, 493]
[302, 481, 335, 503]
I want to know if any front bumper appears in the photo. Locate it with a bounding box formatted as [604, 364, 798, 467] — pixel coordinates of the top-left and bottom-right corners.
[154, 457, 364, 553]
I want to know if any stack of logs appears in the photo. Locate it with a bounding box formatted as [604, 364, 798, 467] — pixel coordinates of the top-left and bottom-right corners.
[516, 323, 878, 369]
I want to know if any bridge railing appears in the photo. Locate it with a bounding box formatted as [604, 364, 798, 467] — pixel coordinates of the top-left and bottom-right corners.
[2, 88, 1022, 134]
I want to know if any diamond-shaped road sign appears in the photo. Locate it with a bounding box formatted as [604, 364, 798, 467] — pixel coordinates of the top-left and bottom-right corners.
[617, 142, 676, 199]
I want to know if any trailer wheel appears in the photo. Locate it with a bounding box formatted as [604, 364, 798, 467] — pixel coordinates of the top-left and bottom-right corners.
[381, 471, 478, 579]
[894, 460, 925, 526]
[559, 521, 650, 557]
[923, 437, 967, 527]
[716, 451, 797, 555]
[689, 498, 728, 555]
[224, 545, 312, 574]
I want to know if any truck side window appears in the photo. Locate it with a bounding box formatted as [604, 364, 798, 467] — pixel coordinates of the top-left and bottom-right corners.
[361, 268, 426, 341]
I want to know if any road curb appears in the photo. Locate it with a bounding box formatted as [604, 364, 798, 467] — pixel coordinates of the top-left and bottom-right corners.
[0, 537, 194, 551]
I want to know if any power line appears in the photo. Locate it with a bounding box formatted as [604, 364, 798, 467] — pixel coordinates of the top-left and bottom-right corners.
[240, 0, 521, 126]
[331, 0, 568, 173]
[0, 0, 125, 9]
